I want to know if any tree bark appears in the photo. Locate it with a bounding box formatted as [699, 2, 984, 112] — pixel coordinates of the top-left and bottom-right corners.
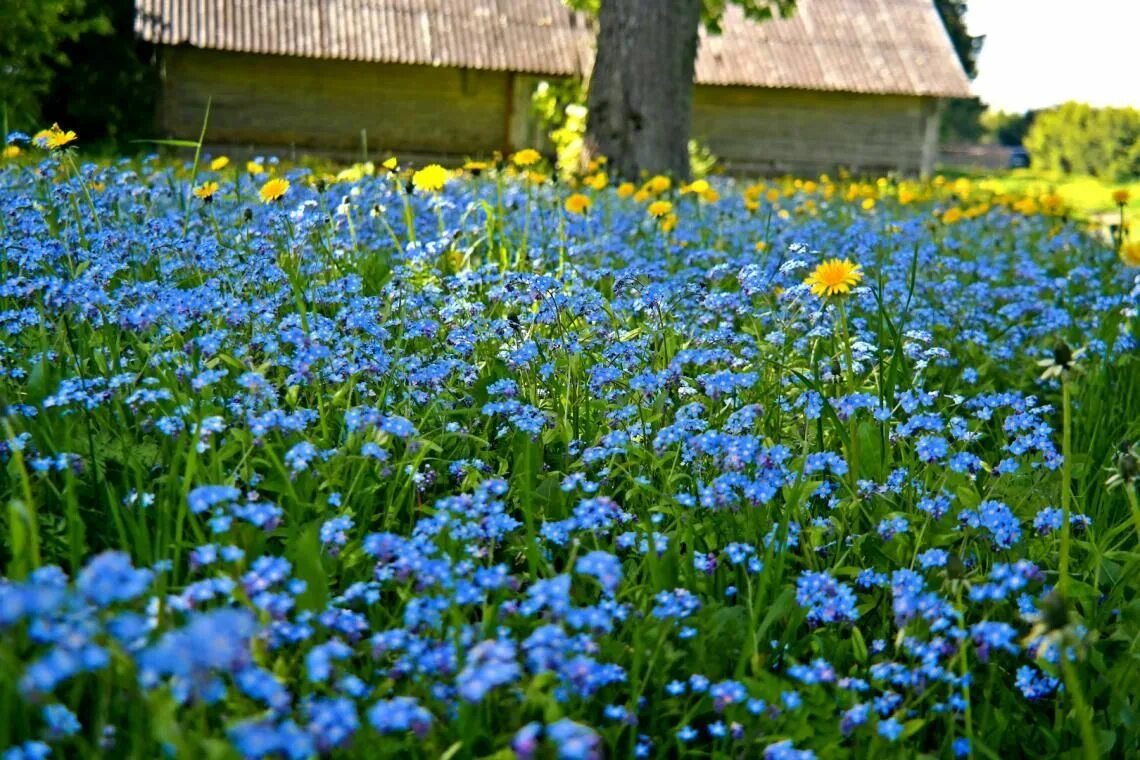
[585, 0, 702, 181]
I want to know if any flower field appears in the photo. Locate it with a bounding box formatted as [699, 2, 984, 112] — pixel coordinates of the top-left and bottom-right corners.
[2, 137, 1139, 759]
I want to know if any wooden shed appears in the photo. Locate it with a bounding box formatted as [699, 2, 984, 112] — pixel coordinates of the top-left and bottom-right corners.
[135, 0, 971, 175]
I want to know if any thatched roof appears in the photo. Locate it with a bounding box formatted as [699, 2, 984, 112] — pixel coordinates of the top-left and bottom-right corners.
[135, 0, 972, 98]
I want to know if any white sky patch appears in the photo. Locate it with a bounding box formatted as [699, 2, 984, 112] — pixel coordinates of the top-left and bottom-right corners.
[966, 0, 1140, 112]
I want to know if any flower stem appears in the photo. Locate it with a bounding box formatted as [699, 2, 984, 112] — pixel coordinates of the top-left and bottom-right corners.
[1059, 654, 1099, 760]
[1059, 374, 1072, 592]
[836, 299, 860, 496]
[1125, 484, 1140, 545]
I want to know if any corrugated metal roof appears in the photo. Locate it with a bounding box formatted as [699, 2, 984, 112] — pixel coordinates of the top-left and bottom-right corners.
[135, 0, 972, 97]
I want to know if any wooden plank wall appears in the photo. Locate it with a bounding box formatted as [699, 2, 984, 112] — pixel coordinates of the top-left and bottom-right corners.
[160, 48, 512, 160]
[692, 86, 931, 176]
[159, 48, 936, 176]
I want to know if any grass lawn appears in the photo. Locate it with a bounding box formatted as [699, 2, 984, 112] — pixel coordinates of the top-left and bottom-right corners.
[939, 166, 1140, 220]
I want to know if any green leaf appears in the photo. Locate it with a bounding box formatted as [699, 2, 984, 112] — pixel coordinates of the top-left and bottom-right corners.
[955, 485, 981, 512]
[755, 587, 795, 644]
[6, 500, 33, 579]
[286, 522, 330, 611]
[851, 626, 869, 663]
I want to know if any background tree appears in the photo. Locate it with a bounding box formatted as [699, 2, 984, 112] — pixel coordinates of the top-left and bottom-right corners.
[1024, 102, 1140, 180]
[933, 0, 986, 143]
[567, 0, 796, 180]
[0, 0, 108, 131]
[42, 0, 158, 143]
[980, 109, 1036, 147]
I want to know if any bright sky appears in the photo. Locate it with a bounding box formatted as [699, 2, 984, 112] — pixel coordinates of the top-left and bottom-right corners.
[966, 0, 1140, 113]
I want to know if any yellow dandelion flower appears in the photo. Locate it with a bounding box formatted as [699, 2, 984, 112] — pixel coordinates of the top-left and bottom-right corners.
[525, 171, 548, 184]
[382, 157, 399, 172]
[464, 160, 489, 175]
[336, 165, 365, 183]
[1121, 242, 1140, 267]
[766, 188, 781, 204]
[1039, 192, 1065, 215]
[701, 188, 720, 204]
[681, 179, 710, 195]
[411, 164, 450, 193]
[804, 258, 863, 298]
[660, 213, 678, 233]
[754, 241, 768, 252]
[259, 177, 290, 203]
[1113, 189, 1131, 206]
[744, 198, 760, 212]
[898, 187, 916, 205]
[38, 124, 77, 151]
[2, 145, 20, 159]
[616, 182, 635, 199]
[193, 181, 219, 202]
[585, 172, 607, 191]
[1013, 197, 1039, 215]
[647, 200, 674, 218]
[209, 156, 230, 171]
[647, 175, 671, 194]
[861, 198, 876, 212]
[632, 189, 651, 204]
[512, 149, 542, 167]
[564, 193, 592, 215]
[247, 161, 265, 175]
[941, 207, 963, 225]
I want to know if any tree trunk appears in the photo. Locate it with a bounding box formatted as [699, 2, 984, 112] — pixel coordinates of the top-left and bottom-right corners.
[585, 0, 702, 181]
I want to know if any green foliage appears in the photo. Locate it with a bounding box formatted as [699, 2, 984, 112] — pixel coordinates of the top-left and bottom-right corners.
[981, 109, 1037, 147]
[0, 0, 109, 130]
[1024, 102, 1140, 181]
[698, 0, 796, 33]
[41, 0, 159, 143]
[531, 79, 589, 179]
[933, 0, 983, 79]
[941, 97, 986, 142]
[561, 0, 796, 33]
[687, 138, 720, 178]
[933, 1, 986, 143]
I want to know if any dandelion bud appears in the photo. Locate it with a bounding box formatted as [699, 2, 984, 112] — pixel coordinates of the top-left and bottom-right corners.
[1118, 449, 1139, 484]
[1051, 339, 1073, 369]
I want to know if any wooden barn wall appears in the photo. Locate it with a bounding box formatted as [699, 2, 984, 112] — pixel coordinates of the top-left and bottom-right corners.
[692, 87, 932, 176]
[159, 48, 513, 159]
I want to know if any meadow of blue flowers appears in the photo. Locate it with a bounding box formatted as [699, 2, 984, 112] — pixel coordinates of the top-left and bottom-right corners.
[1, 138, 1139, 759]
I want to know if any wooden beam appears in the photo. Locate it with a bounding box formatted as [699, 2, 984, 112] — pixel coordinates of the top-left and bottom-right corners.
[920, 98, 943, 179]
